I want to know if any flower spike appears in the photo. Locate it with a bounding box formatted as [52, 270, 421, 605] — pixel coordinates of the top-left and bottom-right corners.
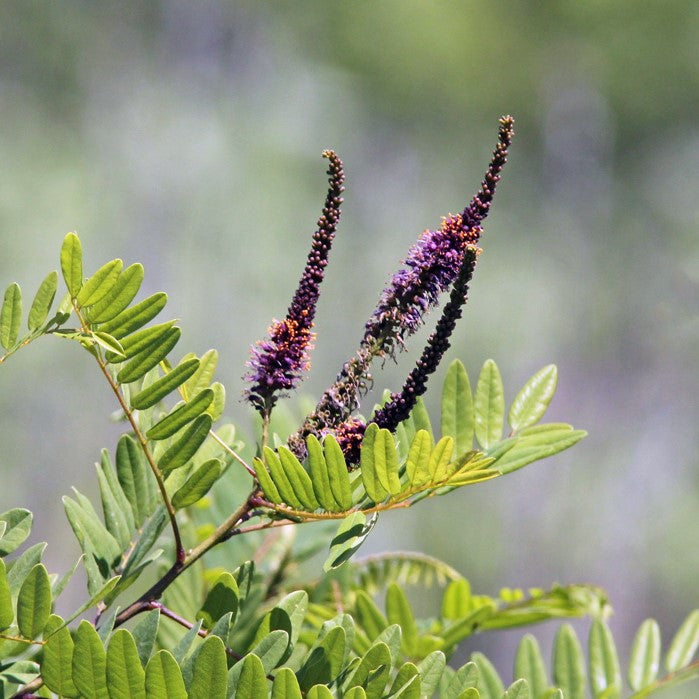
[290, 117, 514, 458]
[372, 245, 479, 433]
[243, 150, 345, 416]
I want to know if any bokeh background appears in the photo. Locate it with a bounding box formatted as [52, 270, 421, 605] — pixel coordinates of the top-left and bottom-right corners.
[1, 0, 697, 686]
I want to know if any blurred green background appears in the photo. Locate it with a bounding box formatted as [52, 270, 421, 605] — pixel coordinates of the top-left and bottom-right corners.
[1, 0, 697, 682]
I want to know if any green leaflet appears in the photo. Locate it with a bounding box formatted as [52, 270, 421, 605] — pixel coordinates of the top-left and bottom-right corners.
[7, 543, 46, 606]
[443, 661, 479, 698]
[307, 434, 340, 512]
[116, 326, 181, 384]
[96, 465, 131, 550]
[108, 320, 176, 362]
[72, 619, 109, 699]
[428, 436, 454, 484]
[130, 357, 200, 410]
[145, 650, 187, 699]
[146, 387, 213, 440]
[228, 630, 290, 688]
[235, 653, 268, 698]
[442, 579, 472, 620]
[324, 511, 378, 572]
[665, 609, 699, 673]
[373, 428, 401, 495]
[0, 559, 13, 630]
[86, 262, 144, 324]
[183, 348, 219, 399]
[360, 423, 388, 503]
[502, 678, 530, 699]
[158, 413, 213, 474]
[406, 429, 433, 487]
[27, 270, 58, 331]
[271, 667, 303, 698]
[254, 456, 282, 504]
[77, 259, 123, 307]
[0, 508, 33, 556]
[260, 591, 307, 648]
[386, 584, 418, 656]
[441, 359, 474, 456]
[323, 434, 353, 510]
[98, 292, 168, 340]
[508, 364, 558, 433]
[589, 619, 621, 698]
[42, 614, 79, 697]
[355, 590, 389, 642]
[97, 449, 136, 546]
[91, 331, 126, 357]
[553, 624, 586, 699]
[171, 620, 203, 665]
[132, 608, 160, 667]
[263, 447, 304, 510]
[63, 493, 121, 569]
[196, 571, 239, 629]
[514, 634, 548, 698]
[307, 685, 335, 698]
[116, 434, 157, 527]
[172, 458, 222, 508]
[16, 563, 52, 638]
[343, 687, 367, 699]
[474, 359, 505, 450]
[206, 381, 226, 421]
[628, 619, 660, 691]
[390, 662, 420, 698]
[60, 232, 83, 298]
[0, 282, 22, 350]
[493, 428, 587, 474]
[106, 629, 147, 698]
[345, 641, 391, 696]
[471, 651, 504, 698]
[188, 635, 228, 699]
[297, 626, 347, 690]
[278, 446, 320, 511]
[417, 650, 446, 697]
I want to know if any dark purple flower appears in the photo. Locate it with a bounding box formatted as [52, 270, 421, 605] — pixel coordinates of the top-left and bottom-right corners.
[244, 150, 344, 414]
[289, 117, 514, 458]
[372, 245, 479, 433]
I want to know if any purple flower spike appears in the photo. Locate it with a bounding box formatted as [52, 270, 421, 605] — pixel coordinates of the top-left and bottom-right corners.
[363, 211, 480, 354]
[244, 150, 344, 415]
[290, 117, 514, 458]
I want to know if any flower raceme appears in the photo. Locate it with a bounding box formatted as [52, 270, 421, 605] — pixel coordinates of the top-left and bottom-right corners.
[243, 117, 514, 462]
[243, 150, 344, 416]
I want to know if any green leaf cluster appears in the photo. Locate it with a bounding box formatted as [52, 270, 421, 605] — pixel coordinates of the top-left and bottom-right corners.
[0, 233, 695, 698]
